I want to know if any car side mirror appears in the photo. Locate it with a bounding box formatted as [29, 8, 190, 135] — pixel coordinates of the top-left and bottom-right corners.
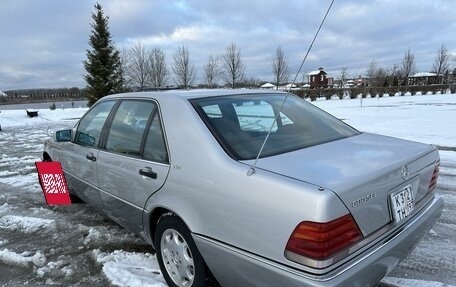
[55, 130, 72, 142]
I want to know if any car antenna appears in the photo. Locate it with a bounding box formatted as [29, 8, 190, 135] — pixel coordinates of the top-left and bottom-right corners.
[247, 0, 335, 176]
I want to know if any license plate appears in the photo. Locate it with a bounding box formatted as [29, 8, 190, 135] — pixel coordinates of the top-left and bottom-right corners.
[391, 184, 414, 223]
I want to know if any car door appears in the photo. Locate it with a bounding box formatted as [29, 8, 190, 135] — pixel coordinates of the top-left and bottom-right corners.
[96, 99, 170, 235]
[60, 100, 116, 208]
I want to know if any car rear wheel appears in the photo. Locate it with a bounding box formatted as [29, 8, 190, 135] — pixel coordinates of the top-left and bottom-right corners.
[155, 213, 207, 287]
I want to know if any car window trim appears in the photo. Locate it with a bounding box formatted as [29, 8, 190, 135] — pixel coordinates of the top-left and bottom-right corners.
[74, 99, 118, 148]
[140, 103, 170, 164]
[190, 93, 360, 160]
[190, 99, 240, 160]
[98, 99, 122, 149]
[97, 98, 170, 165]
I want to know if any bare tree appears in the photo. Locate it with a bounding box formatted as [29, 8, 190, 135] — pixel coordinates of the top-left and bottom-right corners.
[148, 47, 168, 88]
[204, 55, 221, 88]
[172, 45, 197, 89]
[339, 66, 348, 88]
[376, 67, 388, 87]
[221, 43, 245, 89]
[118, 48, 131, 91]
[366, 60, 378, 86]
[389, 63, 401, 86]
[401, 49, 416, 86]
[433, 43, 450, 84]
[239, 76, 262, 88]
[272, 46, 289, 89]
[366, 60, 390, 88]
[126, 42, 150, 91]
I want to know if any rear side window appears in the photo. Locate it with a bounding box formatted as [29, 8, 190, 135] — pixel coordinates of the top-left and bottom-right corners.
[192, 93, 359, 160]
[143, 112, 168, 163]
[105, 100, 155, 156]
[98, 99, 169, 163]
[75, 100, 115, 147]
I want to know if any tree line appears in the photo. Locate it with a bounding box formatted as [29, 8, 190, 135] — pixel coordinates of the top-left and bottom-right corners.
[354, 44, 451, 88]
[0, 87, 86, 104]
[81, 3, 455, 106]
[118, 42, 286, 91]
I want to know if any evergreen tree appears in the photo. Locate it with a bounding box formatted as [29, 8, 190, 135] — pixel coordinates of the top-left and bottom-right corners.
[83, 3, 123, 106]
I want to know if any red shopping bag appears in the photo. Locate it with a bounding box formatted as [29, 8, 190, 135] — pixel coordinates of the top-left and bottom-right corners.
[35, 162, 71, 205]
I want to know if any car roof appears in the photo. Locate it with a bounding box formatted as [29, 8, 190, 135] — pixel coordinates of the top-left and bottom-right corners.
[101, 89, 288, 102]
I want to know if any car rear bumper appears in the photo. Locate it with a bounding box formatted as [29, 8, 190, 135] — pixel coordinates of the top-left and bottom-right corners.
[193, 196, 444, 287]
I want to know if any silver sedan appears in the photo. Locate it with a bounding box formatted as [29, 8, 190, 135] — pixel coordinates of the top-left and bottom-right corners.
[43, 90, 443, 287]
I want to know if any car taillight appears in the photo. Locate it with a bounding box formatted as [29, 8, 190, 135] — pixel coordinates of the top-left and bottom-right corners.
[428, 165, 439, 192]
[285, 214, 363, 261]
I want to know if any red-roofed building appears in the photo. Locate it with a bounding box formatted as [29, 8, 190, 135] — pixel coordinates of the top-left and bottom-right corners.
[307, 67, 330, 88]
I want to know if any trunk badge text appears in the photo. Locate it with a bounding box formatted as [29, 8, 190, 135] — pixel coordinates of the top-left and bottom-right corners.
[352, 192, 377, 208]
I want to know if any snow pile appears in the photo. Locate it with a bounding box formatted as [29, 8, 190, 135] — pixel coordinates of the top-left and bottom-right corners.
[0, 215, 56, 234]
[93, 249, 166, 287]
[36, 255, 74, 278]
[0, 249, 46, 267]
[79, 225, 140, 246]
[83, 227, 105, 245]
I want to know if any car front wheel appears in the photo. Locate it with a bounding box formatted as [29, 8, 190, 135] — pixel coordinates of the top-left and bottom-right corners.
[155, 213, 207, 287]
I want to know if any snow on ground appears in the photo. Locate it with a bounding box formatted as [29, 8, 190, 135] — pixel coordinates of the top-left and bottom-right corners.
[93, 249, 166, 287]
[313, 93, 456, 148]
[0, 214, 56, 234]
[0, 94, 455, 286]
[0, 107, 87, 128]
[0, 249, 46, 267]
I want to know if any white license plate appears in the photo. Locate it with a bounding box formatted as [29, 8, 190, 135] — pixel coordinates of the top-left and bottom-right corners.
[391, 184, 415, 223]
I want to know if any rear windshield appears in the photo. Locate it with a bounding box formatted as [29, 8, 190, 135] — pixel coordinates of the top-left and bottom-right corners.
[191, 93, 360, 160]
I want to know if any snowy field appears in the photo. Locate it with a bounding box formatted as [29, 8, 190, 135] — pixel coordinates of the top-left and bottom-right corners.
[0, 93, 455, 286]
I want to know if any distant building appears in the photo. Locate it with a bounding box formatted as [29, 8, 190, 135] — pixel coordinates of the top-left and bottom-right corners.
[307, 67, 329, 88]
[449, 69, 456, 84]
[344, 80, 355, 88]
[260, 82, 276, 89]
[409, 72, 437, 86]
[355, 76, 369, 87]
[0, 91, 7, 97]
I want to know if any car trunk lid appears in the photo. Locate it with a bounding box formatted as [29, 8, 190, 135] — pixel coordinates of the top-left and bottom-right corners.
[243, 133, 439, 236]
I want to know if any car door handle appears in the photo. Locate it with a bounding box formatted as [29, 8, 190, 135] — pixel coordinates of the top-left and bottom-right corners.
[86, 153, 96, 162]
[139, 167, 157, 179]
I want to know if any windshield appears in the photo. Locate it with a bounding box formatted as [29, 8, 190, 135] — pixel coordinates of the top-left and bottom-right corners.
[191, 93, 360, 160]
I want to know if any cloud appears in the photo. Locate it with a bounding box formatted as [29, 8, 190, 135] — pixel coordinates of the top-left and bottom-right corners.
[1, 0, 456, 90]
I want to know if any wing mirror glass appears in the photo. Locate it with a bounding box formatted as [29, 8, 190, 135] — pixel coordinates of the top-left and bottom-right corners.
[55, 130, 72, 142]
[76, 132, 96, 146]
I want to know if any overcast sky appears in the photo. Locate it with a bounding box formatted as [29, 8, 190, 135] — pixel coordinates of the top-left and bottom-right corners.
[1, 0, 456, 90]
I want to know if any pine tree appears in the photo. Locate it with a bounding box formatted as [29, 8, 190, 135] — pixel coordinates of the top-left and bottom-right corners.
[83, 3, 123, 106]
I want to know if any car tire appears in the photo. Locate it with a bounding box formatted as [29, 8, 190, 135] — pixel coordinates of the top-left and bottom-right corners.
[155, 213, 208, 287]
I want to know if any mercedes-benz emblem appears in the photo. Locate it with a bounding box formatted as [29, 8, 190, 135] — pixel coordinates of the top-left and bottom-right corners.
[401, 165, 409, 181]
